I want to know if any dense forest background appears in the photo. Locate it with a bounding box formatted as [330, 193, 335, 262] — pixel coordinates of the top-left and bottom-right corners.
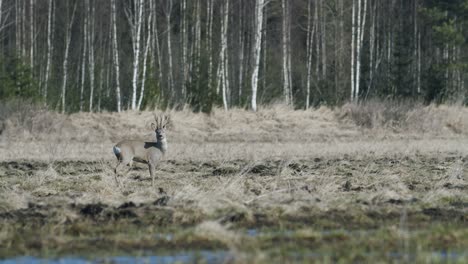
[0, 0, 467, 112]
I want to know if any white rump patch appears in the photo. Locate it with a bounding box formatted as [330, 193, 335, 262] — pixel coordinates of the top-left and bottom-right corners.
[113, 146, 121, 155]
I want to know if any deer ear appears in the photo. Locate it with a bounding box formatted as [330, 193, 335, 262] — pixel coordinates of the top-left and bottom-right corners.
[151, 123, 157, 130]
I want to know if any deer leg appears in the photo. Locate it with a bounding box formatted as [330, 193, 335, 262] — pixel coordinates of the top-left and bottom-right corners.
[115, 158, 132, 187]
[123, 160, 133, 178]
[149, 163, 156, 187]
[114, 161, 122, 186]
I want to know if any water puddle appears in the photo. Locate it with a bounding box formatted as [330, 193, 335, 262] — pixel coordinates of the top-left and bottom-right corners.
[387, 251, 467, 261]
[1, 251, 232, 264]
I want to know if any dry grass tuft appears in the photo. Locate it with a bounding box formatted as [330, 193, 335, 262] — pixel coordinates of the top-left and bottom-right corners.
[339, 100, 468, 135]
[194, 221, 241, 249]
[0, 186, 30, 211]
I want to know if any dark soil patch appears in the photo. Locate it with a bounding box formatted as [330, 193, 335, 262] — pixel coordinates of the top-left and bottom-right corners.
[79, 203, 107, 217]
[422, 208, 468, 222]
[212, 166, 238, 176]
[154, 196, 170, 206]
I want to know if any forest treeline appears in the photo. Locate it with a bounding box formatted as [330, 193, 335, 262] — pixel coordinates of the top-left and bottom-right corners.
[0, 0, 467, 112]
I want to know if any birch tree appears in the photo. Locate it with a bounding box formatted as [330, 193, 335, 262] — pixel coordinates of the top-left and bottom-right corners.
[88, 0, 95, 111]
[180, 0, 187, 98]
[251, 0, 266, 112]
[217, 0, 230, 110]
[151, 0, 163, 93]
[237, 0, 245, 103]
[306, 0, 317, 109]
[355, 0, 367, 101]
[60, 1, 77, 113]
[79, 0, 88, 112]
[206, 0, 214, 91]
[350, 0, 356, 101]
[165, 0, 174, 100]
[320, 0, 326, 78]
[29, 0, 33, 68]
[15, 0, 20, 56]
[43, 0, 54, 99]
[192, 0, 201, 92]
[137, 4, 152, 110]
[111, 0, 121, 112]
[282, 0, 292, 105]
[125, 0, 144, 110]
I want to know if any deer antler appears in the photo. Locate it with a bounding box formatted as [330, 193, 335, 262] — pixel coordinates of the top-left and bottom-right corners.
[153, 114, 169, 129]
[153, 114, 160, 129]
[162, 115, 169, 128]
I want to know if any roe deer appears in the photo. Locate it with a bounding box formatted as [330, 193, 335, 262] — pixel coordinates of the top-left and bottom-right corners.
[113, 115, 169, 187]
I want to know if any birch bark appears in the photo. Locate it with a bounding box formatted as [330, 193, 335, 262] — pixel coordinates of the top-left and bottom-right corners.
[165, 0, 174, 100]
[80, 0, 88, 112]
[111, 0, 121, 112]
[137, 8, 152, 110]
[251, 0, 265, 112]
[355, 0, 367, 101]
[217, 0, 229, 110]
[127, 0, 144, 110]
[88, 1, 95, 111]
[60, 1, 77, 113]
[281, 0, 291, 105]
[306, 0, 316, 109]
[44, 0, 54, 100]
[350, 0, 356, 101]
[29, 0, 33, 68]
[151, 0, 163, 94]
[237, 1, 245, 103]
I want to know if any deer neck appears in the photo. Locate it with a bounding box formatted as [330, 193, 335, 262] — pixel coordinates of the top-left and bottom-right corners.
[157, 138, 168, 154]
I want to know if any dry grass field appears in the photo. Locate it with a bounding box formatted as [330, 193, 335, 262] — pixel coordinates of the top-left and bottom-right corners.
[0, 102, 467, 262]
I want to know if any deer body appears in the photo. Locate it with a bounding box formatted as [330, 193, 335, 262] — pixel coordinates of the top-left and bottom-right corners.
[113, 115, 168, 186]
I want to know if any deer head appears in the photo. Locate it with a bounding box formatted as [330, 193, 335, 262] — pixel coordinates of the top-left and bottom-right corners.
[151, 115, 169, 142]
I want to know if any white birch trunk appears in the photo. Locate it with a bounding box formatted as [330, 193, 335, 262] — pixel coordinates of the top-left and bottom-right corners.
[44, 0, 54, 99]
[128, 0, 144, 110]
[315, 1, 320, 83]
[368, 0, 376, 93]
[166, 0, 174, 100]
[137, 8, 152, 110]
[88, 1, 95, 111]
[151, 0, 163, 93]
[281, 0, 291, 105]
[306, 0, 312, 109]
[193, 0, 201, 90]
[80, 0, 88, 112]
[0, 0, 3, 33]
[60, 2, 77, 113]
[181, 0, 187, 98]
[287, 1, 293, 103]
[306, 0, 316, 109]
[355, 0, 361, 101]
[251, 0, 265, 112]
[417, 30, 421, 94]
[414, 0, 421, 94]
[207, 0, 214, 90]
[111, 0, 121, 112]
[29, 0, 33, 68]
[339, 0, 344, 88]
[320, 0, 326, 78]
[222, 0, 230, 110]
[216, 0, 229, 109]
[355, 0, 367, 101]
[350, 0, 356, 101]
[21, 0, 25, 57]
[238, 4, 245, 103]
[262, 3, 267, 94]
[15, 0, 20, 56]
